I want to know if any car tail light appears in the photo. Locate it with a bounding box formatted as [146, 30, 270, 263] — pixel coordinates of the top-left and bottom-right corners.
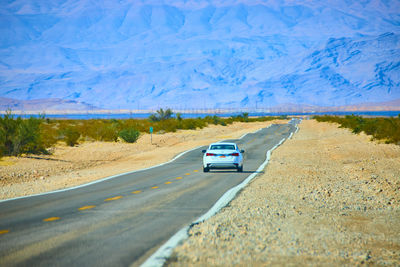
[229, 153, 239, 156]
[206, 153, 216, 156]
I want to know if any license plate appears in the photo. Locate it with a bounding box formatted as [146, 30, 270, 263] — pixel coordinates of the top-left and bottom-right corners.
[219, 155, 226, 158]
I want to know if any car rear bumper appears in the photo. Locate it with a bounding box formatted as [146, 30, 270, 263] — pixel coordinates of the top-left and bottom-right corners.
[207, 163, 240, 169]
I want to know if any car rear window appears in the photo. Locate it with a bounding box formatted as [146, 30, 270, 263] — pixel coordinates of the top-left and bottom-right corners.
[210, 144, 235, 150]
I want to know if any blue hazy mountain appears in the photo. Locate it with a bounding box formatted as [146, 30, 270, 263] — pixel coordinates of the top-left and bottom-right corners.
[0, 0, 399, 110]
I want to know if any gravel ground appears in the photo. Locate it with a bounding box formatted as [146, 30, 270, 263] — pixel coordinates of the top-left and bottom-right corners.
[168, 120, 400, 266]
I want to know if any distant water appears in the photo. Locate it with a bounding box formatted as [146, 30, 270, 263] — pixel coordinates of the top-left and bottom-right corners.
[12, 111, 400, 120]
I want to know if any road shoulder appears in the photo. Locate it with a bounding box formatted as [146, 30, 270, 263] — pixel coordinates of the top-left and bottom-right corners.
[168, 119, 400, 266]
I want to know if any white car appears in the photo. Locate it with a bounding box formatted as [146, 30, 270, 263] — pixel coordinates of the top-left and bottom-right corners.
[202, 142, 244, 172]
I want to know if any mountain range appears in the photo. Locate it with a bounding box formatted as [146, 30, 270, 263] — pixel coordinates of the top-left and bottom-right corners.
[1, 0, 399, 111]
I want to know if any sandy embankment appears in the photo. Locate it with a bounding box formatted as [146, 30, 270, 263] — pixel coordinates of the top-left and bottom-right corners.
[0, 121, 281, 200]
[169, 120, 400, 266]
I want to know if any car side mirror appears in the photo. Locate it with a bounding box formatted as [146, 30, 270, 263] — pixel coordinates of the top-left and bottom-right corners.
[202, 150, 207, 153]
[240, 150, 245, 153]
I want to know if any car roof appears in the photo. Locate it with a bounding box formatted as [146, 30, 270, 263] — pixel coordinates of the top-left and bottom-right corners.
[209, 142, 237, 146]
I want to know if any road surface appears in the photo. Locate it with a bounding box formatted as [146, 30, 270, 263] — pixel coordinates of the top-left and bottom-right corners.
[0, 121, 298, 267]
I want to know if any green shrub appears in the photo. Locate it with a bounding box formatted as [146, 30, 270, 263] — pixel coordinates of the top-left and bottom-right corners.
[0, 110, 49, 156]
[62, 127, 80, 146]
[149, 108, 173, 122]
[74, 120, 119, 142]
[207, 115, 226, 126]
[98, 124, 119, 142]
[41, 121, 58, 148]
[179, 118, 199, 130]
[119, 128, 140, 143]
[76, 119, 98, 140]
[13, 116, 48, 155]
[279, 115, 288, 120]
[242, 112, 249, 122]
[0, 110, 20, 155]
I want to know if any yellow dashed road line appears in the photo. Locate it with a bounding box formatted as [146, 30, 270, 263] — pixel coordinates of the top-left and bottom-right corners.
[185, 173, 191, 175]
[165, 181, 172, 184]
[193, 170, 199, 172]
[104, 196, 122, 201]
[132, 190, 142, 194]
[176, 177, 183, 180]
[43, 217, 60, 222]
[247, 136, 257, 144]
[78, 205, 96, 211]
[151, 186, 159, 189]
[0, 230, 10, 235]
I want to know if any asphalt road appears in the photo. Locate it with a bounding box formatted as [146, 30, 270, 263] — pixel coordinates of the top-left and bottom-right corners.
[0, 121, 298, 267]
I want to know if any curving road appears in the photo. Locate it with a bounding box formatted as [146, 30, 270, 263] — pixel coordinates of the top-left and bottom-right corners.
[0, 121, 298, 267]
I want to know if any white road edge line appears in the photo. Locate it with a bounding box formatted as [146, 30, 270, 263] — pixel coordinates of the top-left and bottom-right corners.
[294, 119, 301, 135]
[141, 129, 293, 267]
[0, 124, 273, 203]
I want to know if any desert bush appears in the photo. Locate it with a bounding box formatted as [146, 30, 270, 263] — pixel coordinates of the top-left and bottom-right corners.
[13, 116, 48, 155]
[0, 110, 49, 156]
[205, 115, 226, 126]
[40, 121, 59, 147]
[74, 120, 119, 142]
[241, 112, 249, 122]
[119, 128, 140, 143]
[314, 114, 400, 145]
[0, 110, 20, 155]
[230, 113, 250, 122]
[62, 127, 81, 146]
[254, 116, 282, 122]
[213, 115, 223, 125]
[158, 119, 179, 132]
[178, 118, 200, 130]
[126, 119, 151, 133]
[0, 112, 291, 155]
[97, 123, 119, 142]
[279, 115, 288, 120]
[76, 119, 97, 140]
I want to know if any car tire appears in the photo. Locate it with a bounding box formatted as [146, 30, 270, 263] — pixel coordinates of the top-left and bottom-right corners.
[203, 167, 209, 172]
[237, 166, 243, 172]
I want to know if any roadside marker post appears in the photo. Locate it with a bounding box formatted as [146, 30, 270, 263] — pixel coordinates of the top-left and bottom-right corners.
[150, 127, 153, 144]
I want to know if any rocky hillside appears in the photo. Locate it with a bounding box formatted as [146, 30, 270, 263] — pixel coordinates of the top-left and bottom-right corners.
[0, 0, 399, 109]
